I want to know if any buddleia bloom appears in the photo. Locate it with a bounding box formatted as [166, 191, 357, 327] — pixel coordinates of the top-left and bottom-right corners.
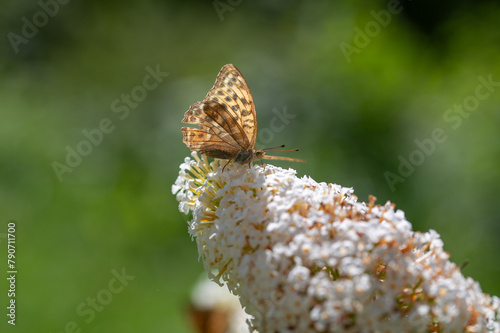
[173, 152, 500, 333]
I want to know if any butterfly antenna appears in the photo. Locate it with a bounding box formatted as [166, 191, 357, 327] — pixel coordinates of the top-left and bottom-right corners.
[263, 145, 300, 152]
[261, 145, 305, 162]
[278, 148, 300, 152]
[262, 145, 285, 151]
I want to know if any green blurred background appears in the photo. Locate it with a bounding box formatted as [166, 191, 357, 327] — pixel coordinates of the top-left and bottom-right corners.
[1, 0, 499, 332]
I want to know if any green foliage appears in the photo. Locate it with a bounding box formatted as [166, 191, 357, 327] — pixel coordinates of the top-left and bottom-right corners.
[1, 1, 499, 331]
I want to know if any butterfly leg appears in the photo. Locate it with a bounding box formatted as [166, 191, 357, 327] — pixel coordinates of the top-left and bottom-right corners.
[257, 156, 265, 168]
[222, 153, 238, 172]
[222, 159, 232, 172]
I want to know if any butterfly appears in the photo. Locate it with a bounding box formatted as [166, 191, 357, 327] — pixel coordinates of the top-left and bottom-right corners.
[181, 64, 304, 168]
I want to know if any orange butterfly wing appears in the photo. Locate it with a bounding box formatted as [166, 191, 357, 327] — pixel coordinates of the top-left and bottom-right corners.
[182, 64, 257, 159]
[208, 64, 257, 147]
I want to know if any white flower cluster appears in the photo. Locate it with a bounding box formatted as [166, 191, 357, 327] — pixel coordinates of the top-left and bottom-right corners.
[173, 152, 500, 333]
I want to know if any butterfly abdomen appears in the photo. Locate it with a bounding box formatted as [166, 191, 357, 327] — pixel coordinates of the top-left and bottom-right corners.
[203, 149, 235, 160]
